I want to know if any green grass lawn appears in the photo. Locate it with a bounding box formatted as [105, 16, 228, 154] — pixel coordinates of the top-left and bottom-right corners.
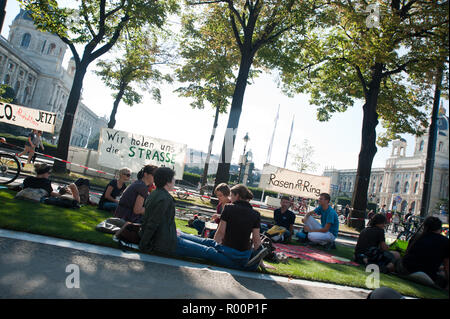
[0, 189, 447, 299]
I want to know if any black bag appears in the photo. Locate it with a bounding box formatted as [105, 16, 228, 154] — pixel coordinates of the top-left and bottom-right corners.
[358, 247, 394, 273]
[43, 196, 80, 208]
[117, 223, 141, 245]
[260, 234, 278, 262]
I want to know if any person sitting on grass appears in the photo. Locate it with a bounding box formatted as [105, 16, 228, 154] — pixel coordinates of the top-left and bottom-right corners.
[270, 195, 296, 243]
[296, 193, 339, 249]
[114, 164, 157, 223]
[354, 213, 400, 273]
[393, 216, 449, 290]
[98, 167, 131, 212]
[22, 163, 80, 202]
[139, 170, 268, 271]
[191, 183, 231, 237]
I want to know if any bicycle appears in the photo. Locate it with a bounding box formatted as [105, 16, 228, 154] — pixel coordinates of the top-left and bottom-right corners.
[175, 184, 213, 203]
[0, 138, 21, 185]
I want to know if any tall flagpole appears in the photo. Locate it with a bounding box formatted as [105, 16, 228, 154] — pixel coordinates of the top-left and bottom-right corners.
[283, 114, 295, 168]
[262, 104, 280, 202]
[266, 104, 280, 164]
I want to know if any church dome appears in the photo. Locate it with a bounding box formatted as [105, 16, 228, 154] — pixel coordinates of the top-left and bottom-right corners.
[13, 9, 34, 22]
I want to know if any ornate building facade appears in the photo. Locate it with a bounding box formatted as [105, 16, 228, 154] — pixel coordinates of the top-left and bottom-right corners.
[324, 111, 449, 216]
[0, 9, 107, 147]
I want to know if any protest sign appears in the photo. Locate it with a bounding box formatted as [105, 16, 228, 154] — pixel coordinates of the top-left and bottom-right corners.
[0, 102, 56, 133]
[259, 164, 331, 199]
[98, 128, 187, 179]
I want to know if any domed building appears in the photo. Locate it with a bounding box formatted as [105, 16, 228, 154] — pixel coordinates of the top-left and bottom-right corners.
[324, 105, 449, 217]
[0, 9, 107, 147]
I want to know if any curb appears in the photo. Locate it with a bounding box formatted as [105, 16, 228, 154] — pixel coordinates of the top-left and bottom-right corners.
[0, 228, 373, 296]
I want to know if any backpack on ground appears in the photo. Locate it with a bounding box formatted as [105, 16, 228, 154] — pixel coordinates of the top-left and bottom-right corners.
[260, 234, 278, 263]
[74, 178, 90, 205]
[15, 188, 48, 202]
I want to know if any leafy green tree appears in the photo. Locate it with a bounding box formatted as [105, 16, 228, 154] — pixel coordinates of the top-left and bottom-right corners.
[96, 27, 173, 129]
[289, 139, 318, 173]
[19, 0, 178, 172]
[186, 0, 319, 187]
[0, 85, 16, 103]
[277, 0, 448, 230]
[175, 10, 237, 191]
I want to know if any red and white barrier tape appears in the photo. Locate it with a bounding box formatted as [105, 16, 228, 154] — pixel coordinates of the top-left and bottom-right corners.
[1, 141, 115, 177]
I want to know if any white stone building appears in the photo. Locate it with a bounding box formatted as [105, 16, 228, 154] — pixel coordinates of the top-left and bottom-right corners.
[0, 9, 107, 147]
[324, 111, 449, 216]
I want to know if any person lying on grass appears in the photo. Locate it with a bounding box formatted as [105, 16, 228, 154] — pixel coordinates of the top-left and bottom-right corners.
[138, 167, 268, 271]
[23, 163, 80, 202]
[354, 213, 400, 273]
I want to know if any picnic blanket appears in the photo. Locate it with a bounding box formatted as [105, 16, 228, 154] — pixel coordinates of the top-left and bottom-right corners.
[273, 243, 359, 266]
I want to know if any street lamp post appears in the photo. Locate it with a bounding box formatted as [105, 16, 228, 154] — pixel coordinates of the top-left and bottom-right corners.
[238, 132, 249, 183]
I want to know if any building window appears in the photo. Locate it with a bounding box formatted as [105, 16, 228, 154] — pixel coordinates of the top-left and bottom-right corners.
[394, 181, 400, 193]
[41, 40, 47, 53]
[403, 182, 409, 194]
[372, 183, 376, 193]
[419, 140, 424, 151]
[414, 182, 418, 194]
[438, 142, 443, 152]
[378, 183, 382, 193]
[47, 43, 56, 55]
[21, 33, 31, 48]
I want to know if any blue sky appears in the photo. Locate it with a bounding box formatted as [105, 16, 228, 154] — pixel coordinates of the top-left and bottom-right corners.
[2, 0, 448, 174]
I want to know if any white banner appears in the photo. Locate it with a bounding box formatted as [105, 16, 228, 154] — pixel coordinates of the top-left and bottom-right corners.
[98, 128, 187, 180]
[258, 164, 331, 199]
[0, 102, 56, 133]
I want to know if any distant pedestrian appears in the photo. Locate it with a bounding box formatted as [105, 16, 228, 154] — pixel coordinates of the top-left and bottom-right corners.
[386, 210, 393, 231]
[380, 204, 387, 215]
[392, 213, 400, 233]
[17, 129, 37, 164]
[31, 131, 44, 163]
[344, 204, 350, 218]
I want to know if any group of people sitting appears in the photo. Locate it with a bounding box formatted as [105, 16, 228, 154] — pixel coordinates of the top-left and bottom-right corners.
[354, 212, 449, 290]
[18, 162, 449, 286]
[107, 165, 268, 271]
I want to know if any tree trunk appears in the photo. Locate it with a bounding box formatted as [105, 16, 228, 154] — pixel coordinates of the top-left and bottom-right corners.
[53, 64, 88, 173]
[420, 64, 444, 217]
[200, 104, 220, 195]
[108, 86, 126, 129]
[214, 53, 253, 187]
[348, 64, 383, 231]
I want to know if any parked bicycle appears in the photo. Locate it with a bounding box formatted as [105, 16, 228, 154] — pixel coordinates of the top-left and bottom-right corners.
[175, 183, 214, 203]
[0, 137, 21, 185]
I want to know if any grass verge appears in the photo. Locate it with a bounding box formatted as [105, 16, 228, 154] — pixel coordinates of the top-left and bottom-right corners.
[0, 189, 447, 299]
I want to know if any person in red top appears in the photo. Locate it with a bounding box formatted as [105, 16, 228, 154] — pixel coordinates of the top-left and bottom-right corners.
[192, 183, 231, 236]
[385, 210, 393, 231]
[211, 183, 231, 223]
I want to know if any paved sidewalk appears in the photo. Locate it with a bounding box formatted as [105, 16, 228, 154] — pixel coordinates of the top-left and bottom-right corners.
[0, 230, 370, 299]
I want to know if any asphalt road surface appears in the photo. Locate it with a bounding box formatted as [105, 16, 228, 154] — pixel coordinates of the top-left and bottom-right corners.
[0, 234, 369, 299]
